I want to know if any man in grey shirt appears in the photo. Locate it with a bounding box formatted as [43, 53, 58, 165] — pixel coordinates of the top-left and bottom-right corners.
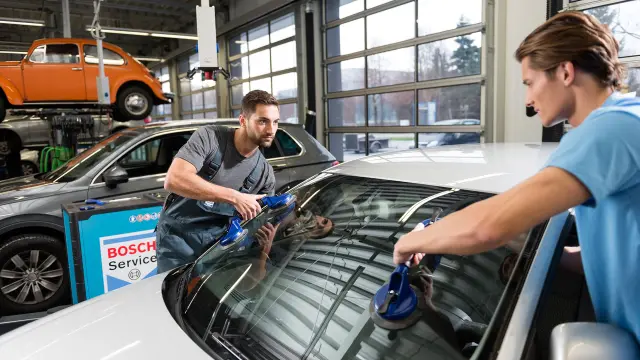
[155, 90, 278, 273]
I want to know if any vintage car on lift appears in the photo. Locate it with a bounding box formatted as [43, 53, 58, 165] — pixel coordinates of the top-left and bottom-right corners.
[0, 38, 174, 123]
[0, 119, 337, 316]
[0, 142, 637, 360]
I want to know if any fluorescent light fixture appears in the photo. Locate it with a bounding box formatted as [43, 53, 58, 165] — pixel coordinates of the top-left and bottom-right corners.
[134, 57, 164, 62]
[85, 25, 197, 40]
[0, 50, 27, 55]
[0, 17, 45, 27]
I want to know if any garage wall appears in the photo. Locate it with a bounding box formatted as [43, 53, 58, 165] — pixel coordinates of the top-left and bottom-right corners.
[229, 0, 274, 20]
[494, 0, 547, 143]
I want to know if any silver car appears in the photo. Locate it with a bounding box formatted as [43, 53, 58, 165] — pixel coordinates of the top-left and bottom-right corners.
[1, 142, 637, 359]
[0, 119, 337, 316]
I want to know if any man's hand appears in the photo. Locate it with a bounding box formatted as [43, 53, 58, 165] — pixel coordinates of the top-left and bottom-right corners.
[232, 192, 266, 220]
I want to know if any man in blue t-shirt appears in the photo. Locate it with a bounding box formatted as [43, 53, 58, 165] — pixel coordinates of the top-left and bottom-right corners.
[394, 11, 640, 344]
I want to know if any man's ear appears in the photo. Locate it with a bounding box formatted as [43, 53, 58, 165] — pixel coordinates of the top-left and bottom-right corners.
[239, 113, 246, 127]
[560, 61, 575, 86]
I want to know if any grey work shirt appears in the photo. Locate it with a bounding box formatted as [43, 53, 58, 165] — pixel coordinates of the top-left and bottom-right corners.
[162, 124, 276, 227]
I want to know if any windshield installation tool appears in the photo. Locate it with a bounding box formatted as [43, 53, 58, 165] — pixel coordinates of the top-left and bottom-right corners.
[218, 194, 297, 247]
[370, 210, 444, 331]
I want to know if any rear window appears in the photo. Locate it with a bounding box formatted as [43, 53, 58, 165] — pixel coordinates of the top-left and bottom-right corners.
[178, 174, 534, 359]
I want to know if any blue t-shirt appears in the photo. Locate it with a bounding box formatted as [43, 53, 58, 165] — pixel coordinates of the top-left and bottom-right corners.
[544, 92, 640, 342]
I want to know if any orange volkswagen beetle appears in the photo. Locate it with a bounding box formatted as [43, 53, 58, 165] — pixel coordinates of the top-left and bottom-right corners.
[0, 38, 174, 122]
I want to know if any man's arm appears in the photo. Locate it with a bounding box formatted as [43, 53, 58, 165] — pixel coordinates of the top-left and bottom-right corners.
[164, 158, 237, 203]
[394, 167, 591, 263]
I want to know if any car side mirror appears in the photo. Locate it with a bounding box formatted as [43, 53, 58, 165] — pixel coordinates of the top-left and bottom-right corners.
[103, 164, 129, 189]
[551, 322, 640, 360]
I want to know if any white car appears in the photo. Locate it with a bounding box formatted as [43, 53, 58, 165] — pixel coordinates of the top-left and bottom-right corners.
[0, 142, 638, 360]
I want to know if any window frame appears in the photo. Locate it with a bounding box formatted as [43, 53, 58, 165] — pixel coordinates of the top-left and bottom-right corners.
[322, 0, 490, 158]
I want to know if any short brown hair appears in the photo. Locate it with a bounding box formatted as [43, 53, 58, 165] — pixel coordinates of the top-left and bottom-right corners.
[515, 11, 625, 90]
[241, 90, 279, 117]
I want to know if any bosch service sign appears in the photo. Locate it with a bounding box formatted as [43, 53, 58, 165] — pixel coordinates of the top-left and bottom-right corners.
[99, 229, 158, 292]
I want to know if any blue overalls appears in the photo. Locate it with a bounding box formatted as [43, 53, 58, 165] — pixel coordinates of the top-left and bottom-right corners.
[155, 139, 267, 273]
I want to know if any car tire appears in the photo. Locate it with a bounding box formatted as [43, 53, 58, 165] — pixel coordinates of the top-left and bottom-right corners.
[21, 161, 38, 176]
[0, 234, 69, 315]
[114, 86, 153, 122]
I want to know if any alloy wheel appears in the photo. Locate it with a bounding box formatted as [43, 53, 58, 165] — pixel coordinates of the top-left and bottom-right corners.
[0, 250, 64, 305]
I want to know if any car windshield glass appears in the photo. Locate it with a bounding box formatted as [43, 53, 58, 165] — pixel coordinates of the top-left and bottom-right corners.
[40, 131, 137, 182]
[180, 174, 531, 359]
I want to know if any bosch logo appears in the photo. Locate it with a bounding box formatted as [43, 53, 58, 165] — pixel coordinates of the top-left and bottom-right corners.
[129, 212, 161, 223]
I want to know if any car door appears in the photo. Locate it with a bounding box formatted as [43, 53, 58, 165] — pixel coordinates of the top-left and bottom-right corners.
[82, 45, 128, 102]
[87, 130, 194, 199]
[22, 44, 87, 102]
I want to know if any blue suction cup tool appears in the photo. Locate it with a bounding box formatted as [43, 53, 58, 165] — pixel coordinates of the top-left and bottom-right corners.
[370, 264, 421, 330]
[219, 217, 248, 247]
[259, 194, 296, 210]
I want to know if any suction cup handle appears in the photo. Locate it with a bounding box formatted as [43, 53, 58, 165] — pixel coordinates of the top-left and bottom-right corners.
[220, 216, 243, 246]
[259, 194, 295, 209]
[374, 264, 417, 320]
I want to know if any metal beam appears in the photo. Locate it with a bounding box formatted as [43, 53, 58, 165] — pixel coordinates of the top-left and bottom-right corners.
[61, 0, 71, 37]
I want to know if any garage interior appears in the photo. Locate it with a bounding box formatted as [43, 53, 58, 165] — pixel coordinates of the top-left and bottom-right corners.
[0, 0, 639, 358]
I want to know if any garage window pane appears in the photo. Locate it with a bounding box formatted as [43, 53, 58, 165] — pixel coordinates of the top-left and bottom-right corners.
[368, 91, 415, 126]
[232, 83, 250, 105]
[270, 13, 295, 43]
[192, 93, 204, 111]
[178, 57, 189, 74]
[367, 46, 415, 87]
[418, 83, 481, 125]
[329, 133, 367, 162]
[180, 79, 191, 95]
[233, 109, 241, 118]
[271, 41, 297, 72]
[370, 133, 416, 153]
[622, 67, 640, 96]
[249, 49, 271, 77]
[249, 24, 270, 51]
[251, 77, 272, 93]
[418, 32, 481, 81]
[419, 132, 480, 148]
[164, 104, 172, 115]
[272, 72, 297, 99]
[191, 75, 203, 92]
[162, 82, 171, 93]
[204, 90, 217, 109]
[280, 103, 298, 123]
[328, 96, 366, 127]
[326, 0, 364, 22]
[328, 57, 365, 93]
[229, 32, 248, 57]
[326, 18, 365, 58]
[367, 2, 415, 49]
[230, 56, 250, 81]
[181, 95, 192, 112]
[417, 0, 482, 36]
[584, 2, 640, 57]
[192, 113, 204, 120]
[367, 0, 394, 8]
[205, 111, 218, 118]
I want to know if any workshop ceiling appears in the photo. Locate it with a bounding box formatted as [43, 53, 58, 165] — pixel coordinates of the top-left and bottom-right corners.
[0, 0, 229, 61]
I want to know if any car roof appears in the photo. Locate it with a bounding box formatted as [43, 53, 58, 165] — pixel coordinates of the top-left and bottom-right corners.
[133, 118, 304, 132]
[324, 142, 559, 194]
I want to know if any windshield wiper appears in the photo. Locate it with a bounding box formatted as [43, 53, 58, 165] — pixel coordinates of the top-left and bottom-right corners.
[212, 332, 250, 360]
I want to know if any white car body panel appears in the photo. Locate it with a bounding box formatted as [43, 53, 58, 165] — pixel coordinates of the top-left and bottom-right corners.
[0, 142, 560, 359]
[0, 273, 211, 360]
[327, 142, 559, 194]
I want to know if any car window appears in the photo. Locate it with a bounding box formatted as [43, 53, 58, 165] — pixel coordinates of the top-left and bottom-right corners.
[180, 174, 535, 359]
[262, 142, 282, 159]
[40, 131, 137, 182]
[83, 45, 125, 66]
[277, 130, 302, 157]
[30, 44, 80, 64]
[101, 131, 192, 180]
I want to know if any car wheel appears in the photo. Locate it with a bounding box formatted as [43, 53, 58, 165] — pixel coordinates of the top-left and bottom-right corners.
[114, 86, 152, 122]
[370, 142, 381, 153]
[21, 161, 38, 176]
[0, 234, 69, 315]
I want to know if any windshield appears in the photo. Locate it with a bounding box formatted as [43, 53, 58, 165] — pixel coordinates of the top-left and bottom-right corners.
[179, 174, 530, 359]
[40, 131, 137, 182]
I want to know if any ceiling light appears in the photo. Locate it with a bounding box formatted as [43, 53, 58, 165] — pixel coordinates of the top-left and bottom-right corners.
[85, 26, 197, 40]
[135, 57, 164, 62]
[0, 50, 28, 55]
[0, 17, 45, 27]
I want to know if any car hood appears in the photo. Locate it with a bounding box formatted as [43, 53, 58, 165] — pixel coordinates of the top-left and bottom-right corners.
[0, 175, 66, 203]
[0, 273, 211, 360]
